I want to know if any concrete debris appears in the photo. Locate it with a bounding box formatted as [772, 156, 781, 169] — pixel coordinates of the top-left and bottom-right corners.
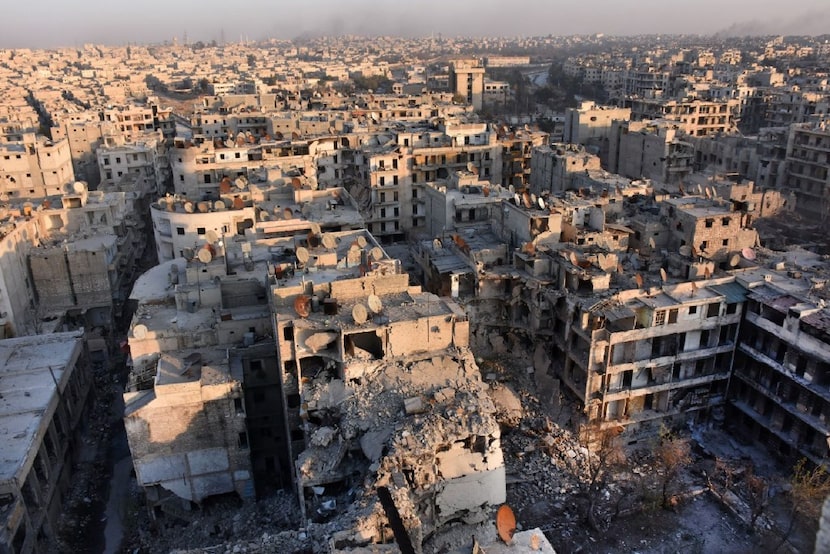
[304, 331, 340, 353]
[360, 427, 393, 462]
[310, 426, 337, 448]
[489, 333, 508, 353]
[404, 396, 425, 415]
[489, 383, 524, 427]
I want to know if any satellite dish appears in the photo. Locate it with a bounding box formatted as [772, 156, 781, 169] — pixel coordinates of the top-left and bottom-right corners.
[729, 253, 741, 267]
[530, 193, 537, 206]
[197, 201, 210, 213]
[537, 197, 546, 210]
[307, 232, 320, 248]
[133, 324, 147, 339]
[310, 222, 321, 235]
[522, 192, 532, 208]
[697, 184, 703, 195]
[513, 193, 521, 206]
[741, 247, 756, 261]
[321, 233, 336, 249]
[184, 202, 194, 213]
[369, 246, 383, 261]
[296, 246, 310, 264]
[214, 200, 226, 210]
[508, 184, 515, 194]
[635, 273, 644, 288]
[367, 294, 383, 314]
[73, 181, 86, 194]
[679, 245, 692, 257]
[433, 238, 443, 250]
[648, 237, 656, 250]
[197, 248, 213, 263]
[183, 247, 194, 260]
[283, 207, 294, 220]
[356, 236, 367, 248]
[660, 268, 667, 282]
[206, 229, 219, 243]
[351, 303, 368, 324]
[294, 295, 311, 318]
[569, 252, 579, 266]
[496, 505, 517, 545]
[291, 176, 302, 189]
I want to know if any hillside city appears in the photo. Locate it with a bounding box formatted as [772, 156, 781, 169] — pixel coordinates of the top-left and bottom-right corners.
[1, 31, 830, 553]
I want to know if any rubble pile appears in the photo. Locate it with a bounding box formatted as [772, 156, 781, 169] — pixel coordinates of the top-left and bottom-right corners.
[307, 350, 507, 551]
[131, 491, 314, 554]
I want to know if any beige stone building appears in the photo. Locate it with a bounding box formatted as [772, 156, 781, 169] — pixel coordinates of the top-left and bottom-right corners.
[448, 59, 485, 110]
[785, 122, 830, 226]
[0, 134, 74, 200]
[0, 332, 91, 554]
[608, 120, 695, 184]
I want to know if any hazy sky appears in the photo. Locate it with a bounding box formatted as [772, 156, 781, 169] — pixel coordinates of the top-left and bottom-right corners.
[6, 0, 830, 49]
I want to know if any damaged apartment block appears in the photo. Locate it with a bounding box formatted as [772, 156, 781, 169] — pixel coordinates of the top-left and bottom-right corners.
[269, 228, 505, 551]
[123, 214, 507, 550]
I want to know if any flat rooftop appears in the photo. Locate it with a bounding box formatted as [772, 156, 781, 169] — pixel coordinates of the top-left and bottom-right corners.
[0, 331, 83, 485]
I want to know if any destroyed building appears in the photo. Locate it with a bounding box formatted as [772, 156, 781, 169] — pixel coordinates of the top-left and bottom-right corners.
[785, 122, 830, 226]
[0, 332, 91, 554]
[529, 144, 602, 195]
[268, 227, 505, 549]
[728, 266, 830, 467]
[560, 277, 745, 442]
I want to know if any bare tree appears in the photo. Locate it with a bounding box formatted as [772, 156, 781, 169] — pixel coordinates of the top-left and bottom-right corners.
[653, 425, 692, 509]
[577, 421, 626, 531]
[745, 471, 770, 530]
[775, 458, 830, 551]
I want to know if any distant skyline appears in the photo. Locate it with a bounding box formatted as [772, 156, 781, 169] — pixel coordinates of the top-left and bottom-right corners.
[6, 0, 830, 49]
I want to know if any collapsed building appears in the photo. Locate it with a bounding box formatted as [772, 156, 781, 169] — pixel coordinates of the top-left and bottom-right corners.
[267, 227, 506, 549]
[124, 206, 507, 549]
